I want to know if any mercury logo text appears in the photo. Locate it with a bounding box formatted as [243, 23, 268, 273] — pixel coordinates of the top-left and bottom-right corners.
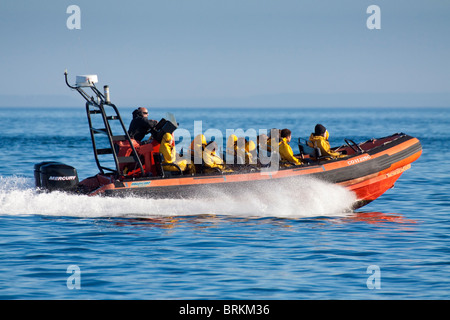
[48, 176, 77, 181]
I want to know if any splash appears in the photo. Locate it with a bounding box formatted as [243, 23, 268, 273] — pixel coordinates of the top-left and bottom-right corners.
[0, 175, 356, 218]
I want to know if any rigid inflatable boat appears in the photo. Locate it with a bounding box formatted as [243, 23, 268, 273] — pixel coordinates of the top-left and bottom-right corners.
[33, 73, 422, 209]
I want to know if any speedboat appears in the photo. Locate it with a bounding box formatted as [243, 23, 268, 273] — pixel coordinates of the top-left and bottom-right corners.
[33, 73, 422, 209]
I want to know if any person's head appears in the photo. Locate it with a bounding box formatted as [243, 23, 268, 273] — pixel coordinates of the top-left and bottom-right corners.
[257, 134, 268, 145]
[205, 140, 218, 154]
[280, 128, 292, 142]
[314, 124, 327, 137]
[132, 107, 148, 119]
[267, 129, 280, 139]
[245, 140, 256, 153]
[195, 134, 207, 146]
[138, 107, 149, 118]
[162, 132, 173, 144]
[227, 134, 238, 147]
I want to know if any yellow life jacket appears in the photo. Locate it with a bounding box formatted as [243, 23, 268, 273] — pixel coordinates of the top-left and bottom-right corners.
[226, 134, 238, 156]
[203, 150, 225, 169]
[189, 134, 207, 165]
[244, 140, 256, 164]
[307, 133, 343, 159]
[279, 138, 301, 165]
[161, 133, 189, 171]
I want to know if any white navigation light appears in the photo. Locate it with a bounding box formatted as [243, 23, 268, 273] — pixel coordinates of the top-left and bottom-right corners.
[75, 75, 98, 87]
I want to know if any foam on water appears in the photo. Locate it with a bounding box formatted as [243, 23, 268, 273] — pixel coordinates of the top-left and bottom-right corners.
[0, 175, 356, 218]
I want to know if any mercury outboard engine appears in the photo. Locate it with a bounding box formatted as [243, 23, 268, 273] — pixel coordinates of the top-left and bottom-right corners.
[34, 161, 79, 192]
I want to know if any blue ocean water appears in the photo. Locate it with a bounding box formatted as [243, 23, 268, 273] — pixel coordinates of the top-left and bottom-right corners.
[0, 106, 449, 300]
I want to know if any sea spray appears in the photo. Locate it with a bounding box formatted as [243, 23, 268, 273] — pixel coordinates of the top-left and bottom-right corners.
[204, 176, 357, 218]
[0, 175, 356, 218]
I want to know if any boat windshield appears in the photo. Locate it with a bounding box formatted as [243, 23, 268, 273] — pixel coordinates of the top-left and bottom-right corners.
[166, 112, 177, 127]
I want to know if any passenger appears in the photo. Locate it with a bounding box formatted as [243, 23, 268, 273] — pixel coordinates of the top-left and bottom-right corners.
[128, 107, 158, 142]
[160, 133, 194, 173]
[257, 133, 269, 157]
[307, 124, 345, 159]
[226, 134, 238, 159]
[226, 135, 256, 165]
[266, 128, 280, 152]
[190, 134, 207, 164]
[203, 141, 232, 172]
[279, 128, 302, 165]
[236, 137, 256, 164]
[245, 139, 257, 165]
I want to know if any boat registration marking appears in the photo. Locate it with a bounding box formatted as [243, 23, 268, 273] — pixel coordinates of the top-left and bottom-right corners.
[129, 181, 151, 188]
[347, 154, 371, 166]
[386, 164, 411, 177]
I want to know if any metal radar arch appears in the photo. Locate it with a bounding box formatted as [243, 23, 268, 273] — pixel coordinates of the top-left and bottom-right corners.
[64, 70, 145, 178]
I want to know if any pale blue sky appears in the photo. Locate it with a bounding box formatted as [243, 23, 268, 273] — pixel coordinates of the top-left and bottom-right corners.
[0, 0, 449, 107]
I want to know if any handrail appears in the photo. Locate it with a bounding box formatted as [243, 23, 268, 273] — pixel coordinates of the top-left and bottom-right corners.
[65, 70, 145, 178]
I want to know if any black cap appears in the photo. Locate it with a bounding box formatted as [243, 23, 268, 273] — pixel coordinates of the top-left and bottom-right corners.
[314, 124, 326, 136]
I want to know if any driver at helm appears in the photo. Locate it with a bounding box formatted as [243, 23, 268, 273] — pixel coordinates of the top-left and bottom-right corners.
[307, 124, 345, 159]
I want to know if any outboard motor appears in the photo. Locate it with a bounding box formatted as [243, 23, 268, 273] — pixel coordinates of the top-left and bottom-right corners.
[34, 161, 79, 192]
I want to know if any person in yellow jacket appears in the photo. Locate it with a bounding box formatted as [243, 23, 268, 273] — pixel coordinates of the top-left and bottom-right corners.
[203, 141, 232, 172]
[226, 134, 257, 165]
[160, 133, 194, 173]
[190, 134, 207, 164]
[279, 128, 302, 166]
[245, 139, 257, 165]
[307, 124, 345, 159]
[226, 134, 238, 158]
[236, 137, 256, 164]
[256, 133, 269, 155]
[265, 129, 280, 153]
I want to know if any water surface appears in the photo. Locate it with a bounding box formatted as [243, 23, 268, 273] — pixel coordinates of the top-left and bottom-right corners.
[0, 106, 449, 299]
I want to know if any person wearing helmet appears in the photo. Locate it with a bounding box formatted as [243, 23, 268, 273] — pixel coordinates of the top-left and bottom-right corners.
[226, 135, 256, 165]
[160, 133, 194, 173]
[307, 124, 345, 159]
[236, 137, 256, 165]
[279, 128, 302, 166]
[225, 134, 239, 164]
[190, 134, 207, 165]
[245, 139, 257, 165]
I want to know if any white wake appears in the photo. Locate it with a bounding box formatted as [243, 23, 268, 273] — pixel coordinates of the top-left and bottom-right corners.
[0, 175, 356, 218]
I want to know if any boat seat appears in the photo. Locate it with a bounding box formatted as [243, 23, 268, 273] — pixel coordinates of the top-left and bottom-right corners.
[152, 153, 183, 177]
[298, 138, 316, 157]
[298, 138, 327, 162]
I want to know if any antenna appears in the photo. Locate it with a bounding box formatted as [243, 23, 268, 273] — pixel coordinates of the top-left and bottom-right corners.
[64, 70, 107, 104]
